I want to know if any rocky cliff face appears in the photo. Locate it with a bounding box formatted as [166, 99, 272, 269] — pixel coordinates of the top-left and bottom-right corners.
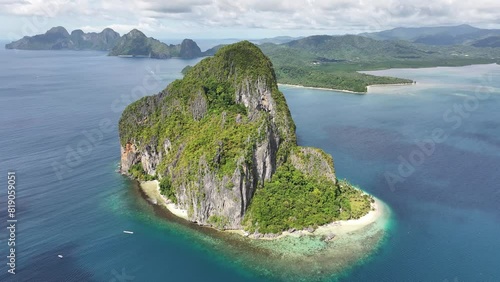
[179, 39, 202, 59]
[119, 41, 335, 229]
[5, 26, 120, 50]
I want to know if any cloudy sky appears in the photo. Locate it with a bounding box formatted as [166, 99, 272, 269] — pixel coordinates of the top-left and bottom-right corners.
[1, 0, 500, 40]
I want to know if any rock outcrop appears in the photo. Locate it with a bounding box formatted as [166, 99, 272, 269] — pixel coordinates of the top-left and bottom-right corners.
[70, 28, 120, 50]
[108, 29, 153, 57]
[5, 26, 120, 50]
[118, 41, 337, 229]
[109, 29, 204, 59]
[179, 39, 202, 59]
[289, 147, 337, 184]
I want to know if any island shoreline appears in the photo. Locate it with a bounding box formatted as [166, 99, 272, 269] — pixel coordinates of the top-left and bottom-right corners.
[277, 83, 366, 94]
[139, 179, 386, 241]
[366, 82, 416, 92]
[278, 82, 415, 94]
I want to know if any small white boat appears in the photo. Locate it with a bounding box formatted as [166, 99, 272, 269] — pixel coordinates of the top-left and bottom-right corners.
[58, 255, 63, 259]
[123, 230, 134, 234]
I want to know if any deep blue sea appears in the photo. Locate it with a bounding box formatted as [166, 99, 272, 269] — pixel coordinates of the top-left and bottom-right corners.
[0, 44, 499, 282]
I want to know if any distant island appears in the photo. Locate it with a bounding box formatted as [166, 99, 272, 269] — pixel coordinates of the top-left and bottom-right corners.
[5, 26, 120, 51]
[109, 29, 204, 59]
[7, 24, 500, 93]
[259, 31, 500, 92]
[118, 41, 374, 236]
[5, 26, 209, 59]
[177, 25, 500, 93]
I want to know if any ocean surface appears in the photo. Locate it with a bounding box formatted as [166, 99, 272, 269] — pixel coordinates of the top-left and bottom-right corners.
[0, 44, 499, 281]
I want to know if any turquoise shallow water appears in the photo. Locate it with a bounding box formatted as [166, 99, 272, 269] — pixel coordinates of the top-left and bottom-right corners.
[0, 44, 499, 281]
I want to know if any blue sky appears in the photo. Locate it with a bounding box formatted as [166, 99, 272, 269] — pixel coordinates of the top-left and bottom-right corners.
[1, 0, 500, 40]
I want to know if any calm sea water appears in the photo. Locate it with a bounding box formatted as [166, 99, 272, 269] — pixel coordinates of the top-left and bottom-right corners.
[0, 44, 499, 282]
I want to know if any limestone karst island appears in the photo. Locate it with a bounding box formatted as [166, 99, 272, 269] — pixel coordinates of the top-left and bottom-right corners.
[118, 41, 377, 235]
[5, 1, 500, 279]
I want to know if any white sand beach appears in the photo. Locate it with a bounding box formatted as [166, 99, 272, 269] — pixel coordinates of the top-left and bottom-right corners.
[140, 180, 189, 220]
[366, 83, 414, 92]
[140, 180, 387, 241]
[277, 82, 414, 94]
[313, 197, 384, 236]
[226, 196, 385, 240]
[277, 83, 365, 94]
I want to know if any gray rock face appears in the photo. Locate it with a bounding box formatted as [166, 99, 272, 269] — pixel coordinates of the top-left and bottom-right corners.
[290, 147, 336, 184]
[190, 92, 208, 120]
[180, 117, 278, 228]
[120, 142, 139, 173]
[237, 77, 275, 116]
[140, 144, 161, 176]
[119, 79, 281, 228]
[179, 39, 202, 59]
[118, 42, 334, 230]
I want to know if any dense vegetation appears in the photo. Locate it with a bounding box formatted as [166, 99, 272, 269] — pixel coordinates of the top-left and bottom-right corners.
[119, 42, 376, 233]
[119, 41, 294, 148]
[243, 164, 373, 234]
[120, 41, 373, 232]
[274, 66, 412, 93]
[128, 163, 155, 181]
[120, 41, 296, 217]
[180, 65, 192, 75]
[473, 36, 500, 48]
[109, 29, 175, 58]
[259, 34, 500, 92]
[159, 177, 177, 203]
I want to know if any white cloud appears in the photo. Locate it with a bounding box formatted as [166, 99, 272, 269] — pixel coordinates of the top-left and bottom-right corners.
[1, 0, 500, 38]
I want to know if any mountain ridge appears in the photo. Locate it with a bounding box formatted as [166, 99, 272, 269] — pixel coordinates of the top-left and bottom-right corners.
[5, 26, 208, 59]
[361, 24, 500, 46]
[5, 26, 120, 50]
